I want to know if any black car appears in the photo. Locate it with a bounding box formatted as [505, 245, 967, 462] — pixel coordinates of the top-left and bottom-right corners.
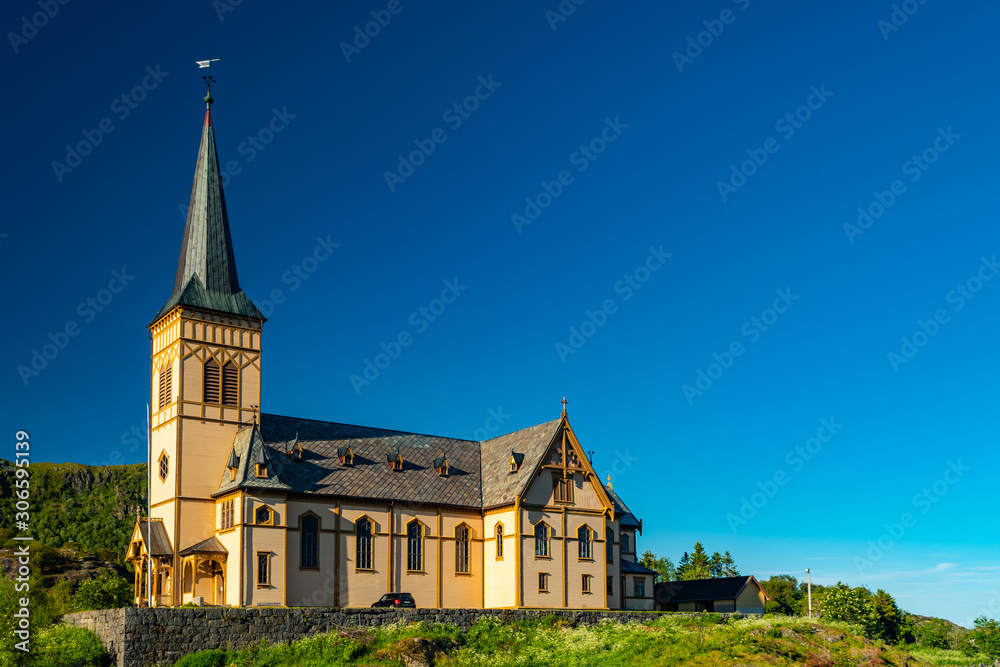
[371, 592, 416, 608]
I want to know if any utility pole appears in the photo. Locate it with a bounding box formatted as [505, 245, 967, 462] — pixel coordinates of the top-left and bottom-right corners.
[806, 568, 812, 619]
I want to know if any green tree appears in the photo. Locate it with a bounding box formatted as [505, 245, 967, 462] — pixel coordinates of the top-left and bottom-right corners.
[73, 571, 133, 612]
[762, 574, 802, 615]
[871, 588, 910, 644]
[678, 542, 713, 580]
[640, 550, 676, 582]
[720, 551, 739, 577]
[915, 617, 953, 649]
[819, 583, 879, 639]
[968, 616, 1000, 659]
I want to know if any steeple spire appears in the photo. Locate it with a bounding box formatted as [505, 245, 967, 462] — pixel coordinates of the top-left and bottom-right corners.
[153, 77, 263, 324]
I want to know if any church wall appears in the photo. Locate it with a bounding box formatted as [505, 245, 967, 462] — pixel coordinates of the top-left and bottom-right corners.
[520, 509, 564, 608]
[392, 505, 440, 609]
[243, 524, 285, 606]
[563, 510, 606, 609]
[150, 421, 178, 508]
[439, 511, 482, 609]
[339, 504, 390, 608]
[176, 499, 216, 554]
[215, 523, 241, 606]
[605, 518, 621, 610]
[483, 509, 515, 608]
[523, 470, 556, 506]
[177, 421, 239, 499]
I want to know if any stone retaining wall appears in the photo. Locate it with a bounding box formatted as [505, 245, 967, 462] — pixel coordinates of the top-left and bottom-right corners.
[63, 606, 679, 667]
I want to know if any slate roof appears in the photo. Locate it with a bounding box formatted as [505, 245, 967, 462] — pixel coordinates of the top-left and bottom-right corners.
[136, 519, 172, 557]
[179, 535, 228, 556]
[216, 423, 292, 495]
[479, 419, 561, 508]
[653, 576, 768, 603]
[621, 559, 658, 575]
[153, 106, 263, 323]
[605, 485, 641, 529]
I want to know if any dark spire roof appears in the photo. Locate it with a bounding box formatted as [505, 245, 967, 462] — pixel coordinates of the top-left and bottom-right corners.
[152, 100, 263, 323]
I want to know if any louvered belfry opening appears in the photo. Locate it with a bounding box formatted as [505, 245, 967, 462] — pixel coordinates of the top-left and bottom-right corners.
[221, 361, 238, 406]
[204, 359, 221, 403]
[158, 366, 172, 409]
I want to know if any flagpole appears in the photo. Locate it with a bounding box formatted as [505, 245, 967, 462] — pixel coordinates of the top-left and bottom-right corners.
[147, 402, 153, 608]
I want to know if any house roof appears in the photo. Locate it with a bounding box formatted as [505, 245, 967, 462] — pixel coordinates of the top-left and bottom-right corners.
[621, 559, 658, 575]
[135, 519, 172, 557]
[653, 576, 769, 604]
[605, 485, 641, 528]
[179, 535, 228, 556]
[153, 104, 263, 323]
[211, 414, 592, 513]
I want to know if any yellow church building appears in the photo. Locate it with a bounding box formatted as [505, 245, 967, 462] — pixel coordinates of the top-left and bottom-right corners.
[126, 91, 656, 611]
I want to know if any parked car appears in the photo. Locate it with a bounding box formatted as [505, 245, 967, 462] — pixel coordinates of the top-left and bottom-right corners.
[371, 592, 416, 608]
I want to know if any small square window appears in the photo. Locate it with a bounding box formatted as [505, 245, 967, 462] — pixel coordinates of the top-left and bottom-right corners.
[538, 572, 549, 592]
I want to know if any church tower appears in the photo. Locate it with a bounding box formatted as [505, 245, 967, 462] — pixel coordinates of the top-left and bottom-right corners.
[148, 88, 264, 604]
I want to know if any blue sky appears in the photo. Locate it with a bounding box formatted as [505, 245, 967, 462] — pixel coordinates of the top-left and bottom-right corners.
[3, 0, 999, 626]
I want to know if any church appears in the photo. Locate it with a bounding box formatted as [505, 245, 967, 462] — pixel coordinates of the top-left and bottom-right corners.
[126, 88, 656, 610]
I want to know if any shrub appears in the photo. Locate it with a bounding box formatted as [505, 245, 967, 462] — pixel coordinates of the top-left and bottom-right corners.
[171, 649, 231, 667]
[72, 571, 132, 612]
[32, 624, 110, 667]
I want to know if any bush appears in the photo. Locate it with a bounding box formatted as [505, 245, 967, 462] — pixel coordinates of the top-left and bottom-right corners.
[72, 571, 132, 612]
[967, 616, 1000, 659]
[31, 624, 110, 667]
[171, 649, 231, 667]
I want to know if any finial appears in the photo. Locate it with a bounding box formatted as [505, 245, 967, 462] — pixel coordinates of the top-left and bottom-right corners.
[196, 52, 220, 107]
[250, 405, 259, 425]
[606, 474, 612, 490]
[560, 397, 568, 416]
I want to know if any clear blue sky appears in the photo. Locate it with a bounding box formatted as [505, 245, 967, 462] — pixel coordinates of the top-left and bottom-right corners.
[2, 0, 999, 626]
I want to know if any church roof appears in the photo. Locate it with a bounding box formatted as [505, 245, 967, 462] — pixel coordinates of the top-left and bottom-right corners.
[216, 423, 292, 495]
[135, 518, 172, 557]
[210, 413, 566, 510]
[152, 105, 263, 324]
[605, 484, 641, 529]
[179, 535, 228, 556]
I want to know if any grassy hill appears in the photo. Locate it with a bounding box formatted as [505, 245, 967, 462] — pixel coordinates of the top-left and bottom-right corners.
[167, 613, 992, 667]
[0, 458, 147, 560]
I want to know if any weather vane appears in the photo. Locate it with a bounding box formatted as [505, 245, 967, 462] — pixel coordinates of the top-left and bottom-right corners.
[195, 52, 220, 105]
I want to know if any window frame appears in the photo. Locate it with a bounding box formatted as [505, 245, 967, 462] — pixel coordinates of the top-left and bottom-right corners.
[256, 551, 271, 587]
[406, 520, 424, 572]
[634, 577, 645, 598]
[221, 499, 235, 531]
[606, 528, 614, 562]
[355, 516, 373, 571]
[534, 522, 550, 559]
[455, 524, 470, 574]
[254, 504, 272, 526]
[607, 575, 614, 596]
[300, 513, 320, 570]
[582, 573, 591, 594]
[538, 572, 549, 593]
[221, 361, 238, 407]
[553, 473, 574, 503]
[203, 358, 221, 404]
[578, 524, 592, 560]
[157, 451, 169, 482]
[622, 532, 631, 554]
[495, 523, 504, 560]
[158, 365, 172, 410]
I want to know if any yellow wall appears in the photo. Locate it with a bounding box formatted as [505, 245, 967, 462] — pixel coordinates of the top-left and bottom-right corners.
[736, 582, 766, 613]
[483, 509, 515, 608]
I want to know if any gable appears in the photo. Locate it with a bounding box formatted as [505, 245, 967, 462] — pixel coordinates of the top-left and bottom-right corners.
[520, 418, 615, 512]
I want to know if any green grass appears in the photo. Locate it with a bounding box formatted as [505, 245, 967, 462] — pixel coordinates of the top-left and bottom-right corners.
[163, 613, 976, 667]
[906, 645, 990, 666]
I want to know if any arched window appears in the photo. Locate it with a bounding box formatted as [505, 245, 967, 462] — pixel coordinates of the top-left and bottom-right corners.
[455, 525, 470, 573]
[578, 525, 592, 559]
[356, 518, 372, 570]
[534, 522, 549, 558]
[221, 361, 238, 406]
[300, 514, 319, 569]
[204, 359, 220, 403]
[407, 521, 423, 571]
[622, 532, 630, 553]
[495, 523, 504, 559]
[606, 528, 614, 562]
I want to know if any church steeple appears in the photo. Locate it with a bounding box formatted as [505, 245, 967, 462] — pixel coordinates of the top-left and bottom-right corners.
[153, 93, 263, 323]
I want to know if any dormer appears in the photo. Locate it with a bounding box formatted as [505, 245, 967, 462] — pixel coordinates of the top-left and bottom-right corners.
[255, 445, 270, 478]
[226, 449, 240, 482]
[433, 454, 449, 477]
[286, 433, 304, 461]
[387, 448, 403, 472]
[337, 445, 354, 466]
[509, 450, 524, 473]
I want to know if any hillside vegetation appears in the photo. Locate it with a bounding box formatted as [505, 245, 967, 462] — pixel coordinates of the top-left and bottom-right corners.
[0, 458, 147, 559]
[167, 614, 992, 667]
